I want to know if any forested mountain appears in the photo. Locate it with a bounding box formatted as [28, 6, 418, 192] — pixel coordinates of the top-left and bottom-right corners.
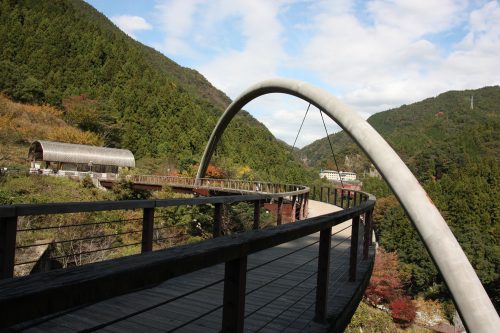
[300, 86, 499, 176]
[0, 0, 311, 183]
[301, 86, 499, 308]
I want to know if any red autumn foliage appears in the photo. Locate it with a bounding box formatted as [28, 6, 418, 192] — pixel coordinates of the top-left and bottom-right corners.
[389, 296, 417, 327]
[206, 164, 225, 179]
[365, 249, 403, 305]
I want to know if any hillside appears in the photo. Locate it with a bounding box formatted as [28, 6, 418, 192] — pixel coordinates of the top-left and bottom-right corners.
[301, 87, 499, 308]
[0, 0, 311, 183]
[300, 86, 499, 179]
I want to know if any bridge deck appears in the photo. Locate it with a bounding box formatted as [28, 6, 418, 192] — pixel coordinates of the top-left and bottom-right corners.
[11, 201, 375, 332]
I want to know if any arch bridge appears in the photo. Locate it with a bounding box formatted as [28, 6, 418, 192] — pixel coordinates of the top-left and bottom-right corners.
[0, 79, 497, 332]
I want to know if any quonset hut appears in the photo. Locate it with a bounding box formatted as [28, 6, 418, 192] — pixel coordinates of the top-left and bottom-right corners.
[28, 140, 135, 179]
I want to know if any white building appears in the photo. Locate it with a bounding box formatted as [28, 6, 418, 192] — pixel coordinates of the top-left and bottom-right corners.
[319, 169, 357, 182]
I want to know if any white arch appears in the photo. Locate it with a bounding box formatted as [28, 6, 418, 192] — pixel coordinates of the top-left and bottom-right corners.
[196, 78, 498, 332]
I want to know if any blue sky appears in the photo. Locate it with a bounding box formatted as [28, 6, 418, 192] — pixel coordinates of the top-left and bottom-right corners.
[86, 0, 500, 147]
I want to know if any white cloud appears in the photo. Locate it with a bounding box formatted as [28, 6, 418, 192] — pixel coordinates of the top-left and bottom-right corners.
[111, 15, 152, 39]
[139, 0, 500, 147]
[153, 0, 288, 96]
[154, 0, 203, 56]
[296, 0, 499, 119]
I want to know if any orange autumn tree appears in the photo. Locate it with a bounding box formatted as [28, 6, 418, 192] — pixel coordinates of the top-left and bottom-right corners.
[205, 164, 225, 179]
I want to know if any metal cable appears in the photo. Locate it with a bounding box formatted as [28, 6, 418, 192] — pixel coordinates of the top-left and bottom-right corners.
[16, 229, 142, 249]
[17, 218, 142, 232]
[290, 103, 311, 155]
[319, 109, 344, 188]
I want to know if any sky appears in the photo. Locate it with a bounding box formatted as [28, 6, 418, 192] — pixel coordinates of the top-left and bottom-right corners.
[86, 0, 500, 148]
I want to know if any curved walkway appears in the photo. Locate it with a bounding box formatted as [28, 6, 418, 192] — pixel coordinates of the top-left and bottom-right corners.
[11, 201, 374, 333]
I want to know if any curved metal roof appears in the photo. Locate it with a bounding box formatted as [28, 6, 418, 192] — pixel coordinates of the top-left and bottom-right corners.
[29, 140, 135, 167]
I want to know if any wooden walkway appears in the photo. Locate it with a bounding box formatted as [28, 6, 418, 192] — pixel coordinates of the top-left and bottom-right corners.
[10, 201, 375, 333]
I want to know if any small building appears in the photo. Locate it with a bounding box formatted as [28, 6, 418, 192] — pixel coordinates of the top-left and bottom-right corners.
[28, 140, 135, 179]
[319, 169, 357, 182]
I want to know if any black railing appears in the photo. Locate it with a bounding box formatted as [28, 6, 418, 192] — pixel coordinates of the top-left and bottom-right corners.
[0, 184, 375, 332]
[0, 181, 309, 280]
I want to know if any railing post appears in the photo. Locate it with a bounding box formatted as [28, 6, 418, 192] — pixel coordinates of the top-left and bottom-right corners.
[276, 197, 283, 225]
[222, 256, 247, 333]
[299, 194, 304, 220]
[353, 192, 357, 207]
[334, 188, 338, 206]
[291, 195, 297, 223]
[349, 215, 360, 282]
[314, 227, 332, 323]
[320, 187, 324, 202]
[253, 200, 261, 230]
[326, 187, 330, 204]
[304, 192, 309, 218]
[213, 203, 222, 238]
[347, 191, 351, 208]
[141, 207, 155, 253]
[363, 209, 373, 260]
[340, 189, 344, 208]
[0, 216, 17, 280]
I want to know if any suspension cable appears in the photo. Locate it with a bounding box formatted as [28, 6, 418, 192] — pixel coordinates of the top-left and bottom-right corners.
[290, 103, 311, 154]
[319, 109, 344, 188]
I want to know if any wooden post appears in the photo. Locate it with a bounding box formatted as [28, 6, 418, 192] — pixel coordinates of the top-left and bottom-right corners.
[363, 209, 372, 260]
[349, 215, 360, 282]
[320, 187, 324, 202]
[277, 197, 283, 225]
[305, 192, 309, 218]
[0, 217, 17, 280]
[314, 227, 332, 323]
[353, 192, 357, 207]
[291, 195, 297, 223]
[340, 189, 344, 208]
[347, 191, 351, 208]
[141, 208, 155, 253]
[253, 200, 261, 230]
[299, 194, 305, 220]
[222, 256, 247, 333]
[334, 188, 338, 206]
[213, 203, 222, 238]
[326, 187, 330, 204]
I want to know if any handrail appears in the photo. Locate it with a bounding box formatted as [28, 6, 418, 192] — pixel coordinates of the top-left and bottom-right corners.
[0, 192, 375, 329]
[0, 179, 311, 281]
[129, 175, 310, 195]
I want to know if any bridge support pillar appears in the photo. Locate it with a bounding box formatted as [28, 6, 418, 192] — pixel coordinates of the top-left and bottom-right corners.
[276, 197, 283, 225]
[222, 256, 247, 333]
[314, 227, 332, 323]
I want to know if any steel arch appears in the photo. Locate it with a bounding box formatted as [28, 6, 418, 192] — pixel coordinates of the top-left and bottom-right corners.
[196, 78, 498, 332]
